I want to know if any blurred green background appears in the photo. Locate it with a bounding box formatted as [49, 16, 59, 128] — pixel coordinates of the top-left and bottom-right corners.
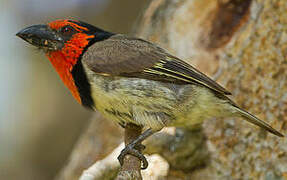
[0, 0, 150, 179]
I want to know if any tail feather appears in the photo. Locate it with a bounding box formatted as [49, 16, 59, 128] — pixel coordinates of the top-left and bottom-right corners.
[233, 106, 284, 137]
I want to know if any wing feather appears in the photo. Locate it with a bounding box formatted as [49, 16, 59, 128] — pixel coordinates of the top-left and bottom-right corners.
[144, 57, 231, 95]
[82, 34, 231, 95]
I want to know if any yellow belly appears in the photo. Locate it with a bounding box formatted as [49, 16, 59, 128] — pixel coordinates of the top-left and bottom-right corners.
[85, 68, 233, 130]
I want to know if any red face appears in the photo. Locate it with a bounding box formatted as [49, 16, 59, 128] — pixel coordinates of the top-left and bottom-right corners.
[47, 20, 95, 103]
[17, 19, 95, 104]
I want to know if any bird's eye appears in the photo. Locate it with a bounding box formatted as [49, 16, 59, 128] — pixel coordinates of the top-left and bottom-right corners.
[60, 26, 75, 35]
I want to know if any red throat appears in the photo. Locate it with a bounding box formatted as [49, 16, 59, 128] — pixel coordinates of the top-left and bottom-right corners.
[46, 33, 94, 104]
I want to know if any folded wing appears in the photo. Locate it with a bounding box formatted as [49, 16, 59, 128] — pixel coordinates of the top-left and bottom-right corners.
[82, 35, 231, 95]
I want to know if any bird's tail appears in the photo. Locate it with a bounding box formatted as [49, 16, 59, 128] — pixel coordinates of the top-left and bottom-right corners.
[233, 106, 284, 137]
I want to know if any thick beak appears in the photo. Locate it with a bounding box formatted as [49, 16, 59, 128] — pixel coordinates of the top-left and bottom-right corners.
[16, 24, 63, 50]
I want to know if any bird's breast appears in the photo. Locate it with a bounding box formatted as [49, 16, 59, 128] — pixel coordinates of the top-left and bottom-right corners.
[83, 65, 182, 129]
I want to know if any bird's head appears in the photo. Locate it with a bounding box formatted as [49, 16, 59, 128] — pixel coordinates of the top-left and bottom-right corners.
[16, 19, 105, 52]
[17, 19, 112, 105]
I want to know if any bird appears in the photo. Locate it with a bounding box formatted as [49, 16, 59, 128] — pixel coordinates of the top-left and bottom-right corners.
[17, 19, 284, 169]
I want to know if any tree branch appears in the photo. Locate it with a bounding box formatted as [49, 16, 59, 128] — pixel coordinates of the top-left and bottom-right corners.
[76, 126, 207, 180]
[115, 124, 143, 180]
[79, 143, 124, 180]
[79, 142, 169, 180]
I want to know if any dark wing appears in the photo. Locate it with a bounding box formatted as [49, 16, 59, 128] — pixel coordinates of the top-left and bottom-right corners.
[82, 34, 231, 95]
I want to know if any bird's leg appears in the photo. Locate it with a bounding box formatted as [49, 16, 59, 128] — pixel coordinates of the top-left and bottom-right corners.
[118, 128, 154, 169]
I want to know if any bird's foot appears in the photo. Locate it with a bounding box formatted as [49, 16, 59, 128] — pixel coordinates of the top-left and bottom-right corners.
[118, 143, 148, 169]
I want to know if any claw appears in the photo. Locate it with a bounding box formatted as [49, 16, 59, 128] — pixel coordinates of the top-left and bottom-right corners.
[117, 128, 154, 170]
[118, 143, 148, 169]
